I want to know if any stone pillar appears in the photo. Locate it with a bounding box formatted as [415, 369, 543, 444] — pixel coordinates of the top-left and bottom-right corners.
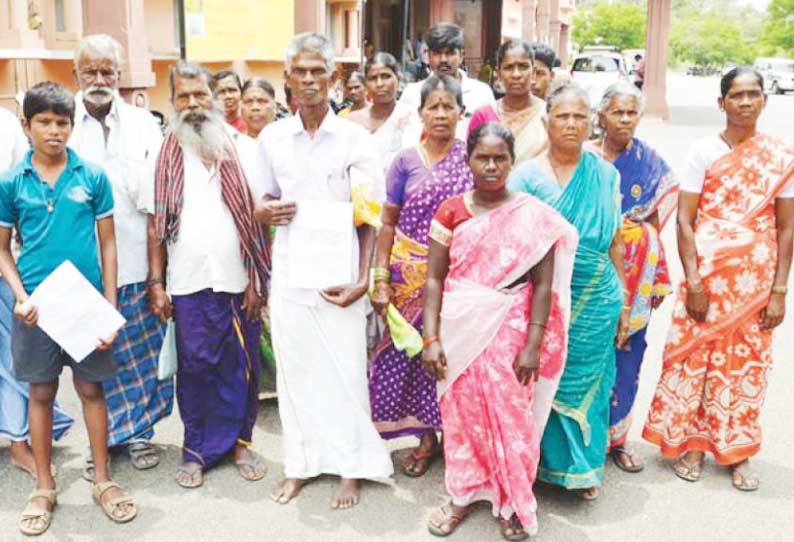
[0, 0, 46, 48]
[522, 0, 537, 41]
[82, 0, 155, 94]
[536, 0, 550, 43]
[429, 0, 454, 26]
[558, 23, 570, 68]
[644, 0, 671, 119]
[549, 0, 560, 52]
[294, 0, 325, 34]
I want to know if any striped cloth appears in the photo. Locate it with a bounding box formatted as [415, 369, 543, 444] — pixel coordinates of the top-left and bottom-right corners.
[153, 130, 270, 295]
[104, 282, 174, 446]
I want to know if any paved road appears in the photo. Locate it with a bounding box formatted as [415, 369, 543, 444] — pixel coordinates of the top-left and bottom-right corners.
[1, 73, 793, 542]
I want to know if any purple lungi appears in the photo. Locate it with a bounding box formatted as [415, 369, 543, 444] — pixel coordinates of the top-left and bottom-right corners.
[172, 289, 261, 468]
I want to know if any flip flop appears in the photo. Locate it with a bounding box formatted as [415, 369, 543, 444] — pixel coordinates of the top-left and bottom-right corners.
[11, 459, 57, 480]
[401, 446, 440, 478]
[18, 488, 57, 536]
[673, 456, 703, 482]
[127, 442, 160, 471]
[92, 480, 137, 523]
[611, 446, 645, 473]
[235, 452, 267, 482]
[731, 465, 760, 492]
[499, 515, 529, 541]
[427, 505, 468, 538]
[175, 462, 204, 489]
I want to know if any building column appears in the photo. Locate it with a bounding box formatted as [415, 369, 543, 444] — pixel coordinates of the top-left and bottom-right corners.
[294, 0, 325, 34]
[0, 0, 46, 48]
[429, 0, 454, 26]
[536, 0, 550, 42]
[558, 23, 570, 68]
[522, 0, 537, 41]
[644, 0, 671, 119]
[82, 0, 155, 95]
[549, 0, 560, 52]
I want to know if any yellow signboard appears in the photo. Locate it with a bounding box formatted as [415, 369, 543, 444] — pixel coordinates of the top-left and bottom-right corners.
[186, 0, 295, 62]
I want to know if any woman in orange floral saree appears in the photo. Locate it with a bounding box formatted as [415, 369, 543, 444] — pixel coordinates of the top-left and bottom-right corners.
[643, 69, 794, 492]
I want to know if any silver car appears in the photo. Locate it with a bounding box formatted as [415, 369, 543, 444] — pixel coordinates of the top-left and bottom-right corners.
[754, 57, 794, 95]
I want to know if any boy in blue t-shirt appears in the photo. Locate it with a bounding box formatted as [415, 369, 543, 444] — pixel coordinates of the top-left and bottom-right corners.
[0, 82, 137, 535]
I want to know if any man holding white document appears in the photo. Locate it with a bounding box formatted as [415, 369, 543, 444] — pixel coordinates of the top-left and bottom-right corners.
[256, 32, 392, 511]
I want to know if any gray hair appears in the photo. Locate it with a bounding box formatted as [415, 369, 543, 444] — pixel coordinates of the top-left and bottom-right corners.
[597, 81, 645, 115]
[74, 34, 123, 69]
[546, 79, 591, 114]
[285, 32, 335, 74]
[169, 60, 212, 102]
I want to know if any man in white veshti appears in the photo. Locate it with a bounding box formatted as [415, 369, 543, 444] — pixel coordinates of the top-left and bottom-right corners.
[256, 32, 393, 509]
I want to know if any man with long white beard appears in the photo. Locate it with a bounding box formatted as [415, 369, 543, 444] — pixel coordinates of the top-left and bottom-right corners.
[144, 60, 270, 489]
[68, 34, 173, 479]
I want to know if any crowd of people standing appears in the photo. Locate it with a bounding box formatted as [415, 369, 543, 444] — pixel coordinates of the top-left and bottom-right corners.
[0, 21, 792, 540]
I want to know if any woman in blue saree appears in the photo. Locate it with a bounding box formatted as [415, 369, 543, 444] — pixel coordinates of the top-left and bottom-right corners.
[508, 82, 629, 500]
[585, 82, 678, 473]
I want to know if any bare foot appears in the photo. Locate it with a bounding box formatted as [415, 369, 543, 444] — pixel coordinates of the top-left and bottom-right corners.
[270, 478, 306, 504]
[331, 478, 359, 510]
[580, 486, 601, 500]
[10, 441, 37, 478]
[175, 461, 203, 489]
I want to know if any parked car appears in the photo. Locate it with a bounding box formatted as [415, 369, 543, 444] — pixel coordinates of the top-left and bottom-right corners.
[570, 52, 629, 108]
[754, 57, 794, 94]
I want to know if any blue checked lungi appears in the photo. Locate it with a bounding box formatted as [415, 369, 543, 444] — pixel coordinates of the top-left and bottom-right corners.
[104, 282, 174, 446]
[1, 278, 74, 440]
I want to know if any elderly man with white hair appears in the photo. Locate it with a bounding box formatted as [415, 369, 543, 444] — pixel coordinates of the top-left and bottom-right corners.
[68, 34, 173, 479]
[256, 32, 392, 510]
[145, 60, 270, 489]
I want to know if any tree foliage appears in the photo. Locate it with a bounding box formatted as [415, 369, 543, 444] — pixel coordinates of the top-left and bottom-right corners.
[760, 0, 794, 56]
[670, 15, 755, 66]
[572, 2, 647, 51]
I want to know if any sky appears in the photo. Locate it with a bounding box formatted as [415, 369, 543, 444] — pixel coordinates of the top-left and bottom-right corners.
[738, 0, 769, 8]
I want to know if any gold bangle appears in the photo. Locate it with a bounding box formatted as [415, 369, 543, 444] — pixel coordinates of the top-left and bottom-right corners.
[771, 285, 788, 295]
[688, 282, 705, 294]
[529, 321, 547, 328]
[371, 268, 391, 282]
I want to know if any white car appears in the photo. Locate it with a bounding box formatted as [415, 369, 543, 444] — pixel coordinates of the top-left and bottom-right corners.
[570, 52, 630, 108]
[754, 57, 794, 95]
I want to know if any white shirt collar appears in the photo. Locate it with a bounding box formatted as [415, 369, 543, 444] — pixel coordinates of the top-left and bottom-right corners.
[74, 90, 122, 124]
[285, 106, 340, 136]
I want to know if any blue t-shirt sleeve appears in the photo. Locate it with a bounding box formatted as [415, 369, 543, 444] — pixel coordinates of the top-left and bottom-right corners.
[93, 171, 114, 219]
[0, 177, 17, 227]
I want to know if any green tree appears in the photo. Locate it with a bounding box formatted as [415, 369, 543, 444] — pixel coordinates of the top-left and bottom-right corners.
[670, 15, 756, 66]
[572, 2, 647, 51]
[760, 0, 794, 56]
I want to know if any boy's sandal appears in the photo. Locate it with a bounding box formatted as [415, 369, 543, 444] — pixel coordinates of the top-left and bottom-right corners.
[127, 442, 160, 471]
[611, 446, 645, 473]
[92, 480, 137, 523]
[428, 505, 468, 537]
[402, 446, 441, 478]
[731, 466, 760, 492]
[672, 456, 703, 482]
[18, 488, 57, 536]
[499, 515, 529, 541]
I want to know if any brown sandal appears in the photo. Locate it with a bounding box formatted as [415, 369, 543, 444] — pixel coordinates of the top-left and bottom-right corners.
[428, 504, 468, 537]
[499, 514, 529, 541]
[402, 446, 440, 478]
[92, 480, 137, 523]
[18, 488, 57, 536]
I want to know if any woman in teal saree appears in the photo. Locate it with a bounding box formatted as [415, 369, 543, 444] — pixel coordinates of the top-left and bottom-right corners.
[508, 82, 630, 500]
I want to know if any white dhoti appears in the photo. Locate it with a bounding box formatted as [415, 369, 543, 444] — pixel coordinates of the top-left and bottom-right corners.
[271, 294, 394, 480]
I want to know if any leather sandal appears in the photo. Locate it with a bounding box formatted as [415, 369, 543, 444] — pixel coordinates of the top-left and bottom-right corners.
[428, 504, 468, 537]
[499, 514, 529, 541]
[401, 446, 440, 478]
[673, 456, 703, 482]
[18, 488, 57, 536]
[92, 480, 137, 523]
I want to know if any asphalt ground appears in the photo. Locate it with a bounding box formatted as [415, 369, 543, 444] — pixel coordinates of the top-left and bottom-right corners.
[1, 73, 793, 542]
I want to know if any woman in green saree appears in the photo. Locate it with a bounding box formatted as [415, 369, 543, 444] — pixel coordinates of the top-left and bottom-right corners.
[508, 81, 630, 500]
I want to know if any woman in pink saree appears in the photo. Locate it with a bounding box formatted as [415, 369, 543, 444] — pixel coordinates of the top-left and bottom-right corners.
[422, 123, 577, 540]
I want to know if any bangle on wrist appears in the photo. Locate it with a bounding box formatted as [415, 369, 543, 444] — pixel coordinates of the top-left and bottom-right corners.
[423, 335, 439, 347]
[146, 277, 165, 288]
[529, 321, 546, 329]
[371, 267, 391, 283]
[771, 285, 788, 296]
[687, 282, 705, 293]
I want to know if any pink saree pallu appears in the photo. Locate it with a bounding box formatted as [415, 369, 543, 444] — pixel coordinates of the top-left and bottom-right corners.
[435, 193, 578, 534]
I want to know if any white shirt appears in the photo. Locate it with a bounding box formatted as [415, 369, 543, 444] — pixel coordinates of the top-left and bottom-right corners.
[398, 70, 495, 145]
[682, 135, 794, 197]
[142, 124, 261, 296]
[68, 93, 164, 287]
[0, 108, 28, 172]
[258, 109, 384, 307]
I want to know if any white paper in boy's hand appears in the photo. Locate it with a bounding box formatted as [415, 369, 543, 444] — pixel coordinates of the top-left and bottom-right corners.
[287, 201, 354, 289]
[28, 261, 126, 363]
